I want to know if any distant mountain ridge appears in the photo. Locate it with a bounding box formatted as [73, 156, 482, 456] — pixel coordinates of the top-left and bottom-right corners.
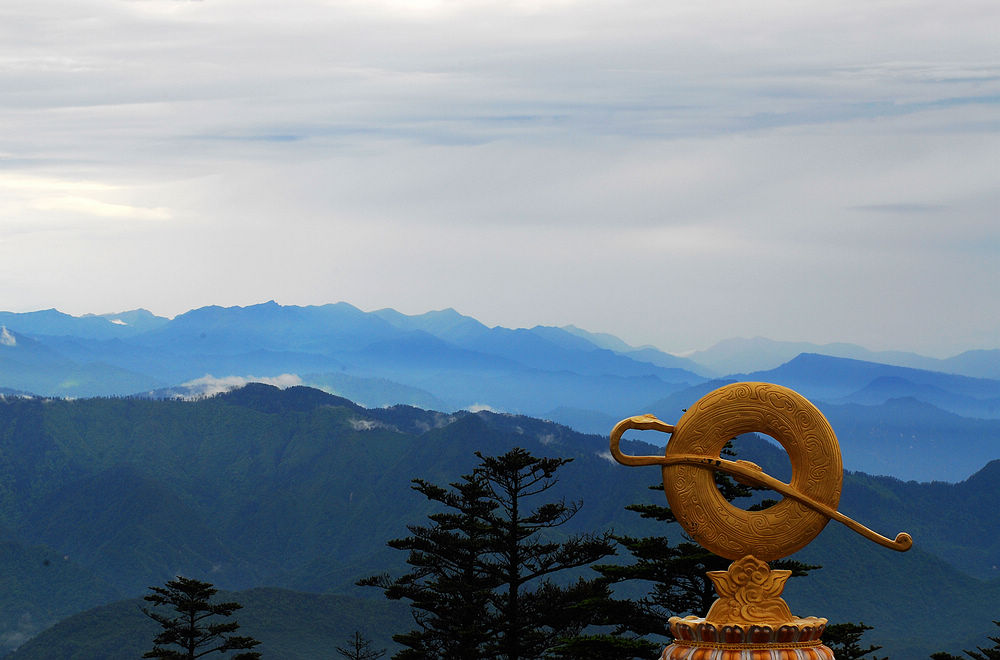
[0, 308, 168, 340]
[688, 335, 1000, 378]
[0, 302, 709, 423]
[4, 302, 997, 380]
[2, 302, 999, 480]
[746, 352, 1000, 402]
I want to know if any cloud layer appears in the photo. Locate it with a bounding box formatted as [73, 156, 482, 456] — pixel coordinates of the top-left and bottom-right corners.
[0, 0, 997, 356]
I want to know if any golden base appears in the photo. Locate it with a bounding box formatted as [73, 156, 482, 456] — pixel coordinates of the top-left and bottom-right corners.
[662, 615, 834, 659]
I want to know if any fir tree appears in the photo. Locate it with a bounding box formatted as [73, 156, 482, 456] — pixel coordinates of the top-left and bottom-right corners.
[359, 475, 497, 659]
[336, 631, 386, 660]
[475, 449, 616, 660]
[363, 447, 616, 660]
[141, 576, 261, 660]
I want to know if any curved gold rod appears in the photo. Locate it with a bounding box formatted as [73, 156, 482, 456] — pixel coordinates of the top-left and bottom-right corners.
[610, 415, 913, 552]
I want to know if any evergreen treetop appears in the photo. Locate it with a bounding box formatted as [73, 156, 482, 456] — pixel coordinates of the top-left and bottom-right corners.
[141, 576, 261, 660]
[362, 447, 616, 660]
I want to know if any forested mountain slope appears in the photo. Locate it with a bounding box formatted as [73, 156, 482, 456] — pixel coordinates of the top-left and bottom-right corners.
[0, 385, 996, 656]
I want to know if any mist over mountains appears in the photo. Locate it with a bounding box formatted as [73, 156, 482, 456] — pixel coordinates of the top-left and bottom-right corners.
[2, 301, 998, 481]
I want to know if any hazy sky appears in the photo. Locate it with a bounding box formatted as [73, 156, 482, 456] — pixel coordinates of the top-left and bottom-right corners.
[0, 0, 997, 356]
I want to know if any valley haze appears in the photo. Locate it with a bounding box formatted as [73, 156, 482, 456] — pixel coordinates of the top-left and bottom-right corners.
[1, 300, 998, 482]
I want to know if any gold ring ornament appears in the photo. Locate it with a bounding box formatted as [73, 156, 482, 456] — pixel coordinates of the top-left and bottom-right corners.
[610, 382, 912, 560]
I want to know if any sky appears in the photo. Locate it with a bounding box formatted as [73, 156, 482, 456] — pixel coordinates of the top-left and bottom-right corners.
[0, 0, 997, 357]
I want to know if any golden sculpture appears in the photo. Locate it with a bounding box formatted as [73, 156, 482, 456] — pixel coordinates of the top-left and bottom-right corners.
[704, 555, 794, 625]
[608, 382, 912, 660]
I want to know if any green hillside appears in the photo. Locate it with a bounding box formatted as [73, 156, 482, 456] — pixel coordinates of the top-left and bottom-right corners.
[0, 385, 996, 657]
[6, 588, 408, 660]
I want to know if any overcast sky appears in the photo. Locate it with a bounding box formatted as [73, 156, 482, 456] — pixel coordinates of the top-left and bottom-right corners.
[0, 0, 997, 356]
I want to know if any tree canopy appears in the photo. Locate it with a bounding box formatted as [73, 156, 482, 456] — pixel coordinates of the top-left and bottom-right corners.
[362, 447, 616, 660]
[141, 576, 261, 660]
[336, 631, 386, 660]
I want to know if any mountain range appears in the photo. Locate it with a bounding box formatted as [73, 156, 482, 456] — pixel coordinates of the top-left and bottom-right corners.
[0, 384, 995, 658]
[2, 301, 999, 483]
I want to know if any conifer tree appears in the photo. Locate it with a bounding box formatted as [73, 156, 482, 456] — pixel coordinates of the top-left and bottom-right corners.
[475, 449, 616, 660]
[336, 631, 386, 660]
[359, 475, 497, 658]
[141, 576, 261, 660]
[362, 447, 616, 660]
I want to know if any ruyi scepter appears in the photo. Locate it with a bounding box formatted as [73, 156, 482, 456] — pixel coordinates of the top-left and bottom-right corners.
[608, 382, 912, 659]
[610, 381, 911, 559]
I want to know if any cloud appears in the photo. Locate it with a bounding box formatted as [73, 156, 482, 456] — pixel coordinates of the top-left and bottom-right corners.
[31, 196, 171, 220]
[0, 175, 117, 193]
[179, 373, 303, 398]
[0, 327, 15, 346]
[0, 174, 172, 237]
[596, 450, 616, 464]
[350, 418, 386, 431]
[0, 0, 996, 356]
[849, 203, 947, 214]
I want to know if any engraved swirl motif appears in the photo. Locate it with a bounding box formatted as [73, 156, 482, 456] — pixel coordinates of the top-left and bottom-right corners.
[662, 382, 843, 560]
[704, 555, 794, 625]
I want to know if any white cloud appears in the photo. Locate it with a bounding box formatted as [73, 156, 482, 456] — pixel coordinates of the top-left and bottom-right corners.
[0, 327, 15, 346]
[31, 196, 171, 220]
[350, 418, 385, 431]
[0, 175, 118, 193]
[178, 373, 302, 398]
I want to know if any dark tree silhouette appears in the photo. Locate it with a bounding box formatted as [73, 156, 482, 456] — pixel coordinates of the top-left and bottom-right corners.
[141, 576, 261, 659]
[360, 475, 498, 658]
[824, 622, 886, 660]
[363, 447, 616, 660]
[475, 449, 616, 660]
[336, 631, 386, 660]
